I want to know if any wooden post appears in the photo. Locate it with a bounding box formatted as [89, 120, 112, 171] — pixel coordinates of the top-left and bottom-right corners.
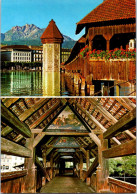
[42, 149, 47, 186]
[96, 133, 109, 193]
[86, 150, 90, 171]
[23, 134, 37, 193]
[116, 83, 120, 96]
[106, 40, 110, 51]
[86, 150, 90, 185]
[50, 153, 54, 179]
[89, 40, 93, 51]
[90, 85, 95, 95]
[79, 152, 83, 180]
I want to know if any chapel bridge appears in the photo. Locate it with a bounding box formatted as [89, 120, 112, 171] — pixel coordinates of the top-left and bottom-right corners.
[1, 98, 136, 193]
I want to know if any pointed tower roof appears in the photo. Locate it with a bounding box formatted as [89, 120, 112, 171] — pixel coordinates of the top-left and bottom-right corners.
[41, 19, 63, 44]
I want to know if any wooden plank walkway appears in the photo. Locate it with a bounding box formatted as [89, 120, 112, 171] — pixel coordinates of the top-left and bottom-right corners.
[40, 175, 95, 193]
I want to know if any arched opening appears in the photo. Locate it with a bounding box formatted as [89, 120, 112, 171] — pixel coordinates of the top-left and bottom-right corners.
[110, 33, 135, 50]
[92, 35, 106, 50]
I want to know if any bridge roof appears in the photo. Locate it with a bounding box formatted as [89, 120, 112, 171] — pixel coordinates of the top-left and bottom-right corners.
[76, 0, 136, 34]
[1, 97, 136, 162]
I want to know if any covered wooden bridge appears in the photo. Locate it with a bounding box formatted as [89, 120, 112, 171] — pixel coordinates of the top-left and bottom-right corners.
[1, 98, 136, 193]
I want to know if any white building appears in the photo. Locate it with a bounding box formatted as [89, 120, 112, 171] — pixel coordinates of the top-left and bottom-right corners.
[1, 154, 24, 172]
[29, 46, 43, 62]
[1, 45, 32, 62]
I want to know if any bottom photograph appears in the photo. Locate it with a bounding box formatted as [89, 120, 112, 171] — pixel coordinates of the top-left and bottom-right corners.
[1, 97, 136, 193]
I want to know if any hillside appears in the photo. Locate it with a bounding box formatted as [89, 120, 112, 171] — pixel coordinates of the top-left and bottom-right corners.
[1, 24, 76, 49]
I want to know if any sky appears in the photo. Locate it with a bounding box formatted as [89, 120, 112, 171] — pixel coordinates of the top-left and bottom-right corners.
[1, 0, 103, 40]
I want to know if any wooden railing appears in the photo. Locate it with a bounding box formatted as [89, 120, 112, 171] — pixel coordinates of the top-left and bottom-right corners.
[1, 170, 27, 193]
[65, 57, 136, 83]
[108, 177, 136, 193]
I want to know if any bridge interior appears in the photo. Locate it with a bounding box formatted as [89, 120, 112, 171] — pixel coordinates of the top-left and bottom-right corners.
[1, 98, 136, 193]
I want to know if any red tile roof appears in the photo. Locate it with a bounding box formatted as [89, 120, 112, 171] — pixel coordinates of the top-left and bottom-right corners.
[76, 0, 135, 34]
[41, 19, 63, 43]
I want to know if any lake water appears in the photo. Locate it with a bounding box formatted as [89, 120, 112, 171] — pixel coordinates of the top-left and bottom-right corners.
[1, 71, 71, 96]
[1, 71, 135, 96]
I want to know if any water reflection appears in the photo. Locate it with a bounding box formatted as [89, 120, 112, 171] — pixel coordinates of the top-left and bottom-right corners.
[1, 71, 43, 96]
[1, 71, 135, 96]
[1, 71, 69, 96]
[42, 72, 60, 96]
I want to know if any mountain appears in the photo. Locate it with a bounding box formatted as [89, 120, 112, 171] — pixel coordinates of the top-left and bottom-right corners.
[1, 24, 76, 48]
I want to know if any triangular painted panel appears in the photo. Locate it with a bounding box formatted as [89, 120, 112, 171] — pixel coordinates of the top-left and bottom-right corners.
[46, 106, 88, 132]
[53, 137, 80, 148]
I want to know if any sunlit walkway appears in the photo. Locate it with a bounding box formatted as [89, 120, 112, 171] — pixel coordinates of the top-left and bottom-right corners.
[40, 175, 95, 193]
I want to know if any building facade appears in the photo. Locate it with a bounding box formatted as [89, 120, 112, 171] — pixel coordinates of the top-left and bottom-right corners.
[1, 154, 24, 172]
[1, 45, 32, 62]
[1, 45, 71, 65]
[29, 45, 43, 62]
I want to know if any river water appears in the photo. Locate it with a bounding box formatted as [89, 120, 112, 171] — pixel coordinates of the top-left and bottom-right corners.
[1, 71, 70, 96]
[1, 71, 135, 96]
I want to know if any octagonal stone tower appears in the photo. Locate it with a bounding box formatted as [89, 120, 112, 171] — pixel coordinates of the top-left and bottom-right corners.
[41, 19, 63, 72]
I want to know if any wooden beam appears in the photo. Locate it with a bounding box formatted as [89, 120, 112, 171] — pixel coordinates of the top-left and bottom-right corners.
[43, 103, 67, 131]
[46, 148, 53, 156]
[2, 98, 20, 108]
[89, 132, 101, 147]
[70, 101, 122, 145]
[102, 139, 136, 158]
[46, 145, 80, 149]
[30, 101, 61, 129]
[19, 99, 50, 121]
[67, 103, 91, 132]
[88, 99, 117, 124]
[125, 130, 136, 139]
[33, 132, 47, 148]
[86, 156, 98, 179]
[76, 102, 107, 132]
[1, 126, 13, 137]
[116, 98, 136, 111]
[35, 156, 50, 181]
[104, 108, 136, 139]
[80, 147, 87, 156]
[1, 137, 32, 158]
[31, 129, 43, 133]
[1, 103, 32, 138]
[34, 132, 89, 136]
[78, 137, 89, 145]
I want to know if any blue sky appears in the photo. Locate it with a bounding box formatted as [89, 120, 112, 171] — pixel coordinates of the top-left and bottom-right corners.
[1, 0, 103, 40]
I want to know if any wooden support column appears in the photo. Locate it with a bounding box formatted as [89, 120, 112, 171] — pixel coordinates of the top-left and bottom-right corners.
[42, 149, 47, 186]
[103, 34, 113, 51]
[23, 135, 37, 193]
[106, 40, 110, 51]
[89, 40, 93, 51]
[86, 150, 90, 171]
[50, 153, 54, 179]
[96, 133, 109, 193]
[116, 83, 120, 96]
[79, 152, 83, 180]
[86, 150, 90, 186]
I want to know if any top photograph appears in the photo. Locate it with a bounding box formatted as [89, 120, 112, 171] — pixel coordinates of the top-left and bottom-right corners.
[1, 0, 136, 97]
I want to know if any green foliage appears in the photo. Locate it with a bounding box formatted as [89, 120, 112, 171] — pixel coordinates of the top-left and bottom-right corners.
[109, 155, 136, 177]
[1, 61, 42, 69]
[1, 40, 76, 49]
